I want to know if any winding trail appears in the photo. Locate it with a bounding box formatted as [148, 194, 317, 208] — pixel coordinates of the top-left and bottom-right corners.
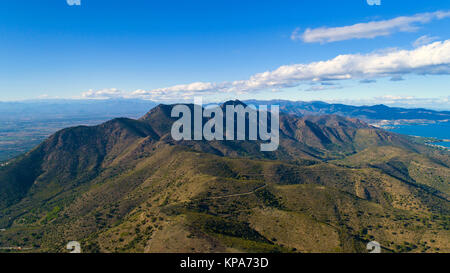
[207, 184, 267, 200]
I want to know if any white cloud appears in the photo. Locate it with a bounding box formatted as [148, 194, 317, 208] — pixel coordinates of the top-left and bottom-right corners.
[66, 0, 81, 6]
[81, 39, 450, 101]
[130, 82, 231, 101]
[236, 40, 450, 90]
[413, 35, 440, 47]
[81, 88, 123, 99]
[290, 28, 301, 41]
[292, 11, 450, 43]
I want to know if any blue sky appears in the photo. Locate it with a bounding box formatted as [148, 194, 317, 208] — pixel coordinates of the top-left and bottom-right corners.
[1, 0, 450, 109]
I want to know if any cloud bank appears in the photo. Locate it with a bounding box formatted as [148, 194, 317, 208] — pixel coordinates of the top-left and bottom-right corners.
[291, 11, 450, 43]
[82, 40, 450, 101]
[126, 40, 450, 100]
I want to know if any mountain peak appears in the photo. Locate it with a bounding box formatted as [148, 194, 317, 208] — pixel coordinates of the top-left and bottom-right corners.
[140, 104, 173, 121]
[220, 99, 248, 108]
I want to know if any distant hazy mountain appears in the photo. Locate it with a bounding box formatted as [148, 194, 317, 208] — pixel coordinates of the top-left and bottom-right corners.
[245, 100, 450, 122]
[0, 99, 159, 161]
[0, 99, 158, 121]
[0, 101, 448, 253]
[1, 98, 448, 122]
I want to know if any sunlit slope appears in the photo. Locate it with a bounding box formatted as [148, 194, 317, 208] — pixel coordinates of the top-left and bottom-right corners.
[334, 146, 450, 197]
[0, 102, 448, 253]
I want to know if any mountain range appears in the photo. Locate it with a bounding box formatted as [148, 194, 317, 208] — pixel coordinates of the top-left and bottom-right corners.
[1, 99, 449, 122]
[0, 100, 448, 253]
[245, 100, 450, 124]
[1, 98, 448, 162]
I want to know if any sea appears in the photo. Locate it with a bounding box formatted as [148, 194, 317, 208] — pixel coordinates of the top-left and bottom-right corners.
[385, 121, 450, 148]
